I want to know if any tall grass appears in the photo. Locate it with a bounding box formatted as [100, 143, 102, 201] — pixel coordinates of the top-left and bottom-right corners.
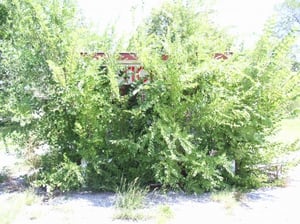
[115, 177, 148, 210]
[114, 178, 148, 220]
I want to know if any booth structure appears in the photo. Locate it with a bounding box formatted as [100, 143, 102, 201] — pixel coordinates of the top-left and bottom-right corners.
[89, 52, 150, 86]
[82, 51, 231, 95]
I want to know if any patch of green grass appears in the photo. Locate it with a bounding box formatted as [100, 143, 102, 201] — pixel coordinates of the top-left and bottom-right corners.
[23, 189, 40, 206]
[114, 177, 148, 221]
[115, 177, 148, 210]
[211, 189, 243, 211]
[113, 209, 146, 221]
[0, 195, 23, 224]
[270, 177, 290, 188]
[272, 117, 300, 145]
[0, 189, 40, 224]
[156, 204, 173, 224]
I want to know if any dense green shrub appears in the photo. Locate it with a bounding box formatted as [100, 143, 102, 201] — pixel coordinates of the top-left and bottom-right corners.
[35, 154, 84, 192]
[123, 1, 298, 191]
[1, 0, 299, 192]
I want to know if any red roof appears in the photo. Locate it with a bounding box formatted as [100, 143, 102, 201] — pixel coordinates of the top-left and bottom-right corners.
[119, 53, 138, 60]
[82, 52, 230, 61]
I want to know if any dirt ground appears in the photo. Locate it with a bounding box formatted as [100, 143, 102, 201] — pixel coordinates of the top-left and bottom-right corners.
[1, 150, 300, 224]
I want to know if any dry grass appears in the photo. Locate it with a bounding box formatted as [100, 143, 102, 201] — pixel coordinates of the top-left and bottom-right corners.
[0, 190, 41, 224]
[211, 189, 241, 211]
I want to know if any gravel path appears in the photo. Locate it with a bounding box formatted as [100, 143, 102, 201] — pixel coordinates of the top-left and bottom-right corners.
[1, 151, 300, 224]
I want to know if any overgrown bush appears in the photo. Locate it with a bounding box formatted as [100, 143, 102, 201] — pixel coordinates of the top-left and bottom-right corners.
[1, 0, 299, 193]
[34, 154, 84, 192]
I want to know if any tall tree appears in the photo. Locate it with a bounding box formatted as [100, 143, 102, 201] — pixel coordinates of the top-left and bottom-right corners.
[277, 0, 300, 34]
[275, 0, 300, 109]
[275, 0, 300, 60]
